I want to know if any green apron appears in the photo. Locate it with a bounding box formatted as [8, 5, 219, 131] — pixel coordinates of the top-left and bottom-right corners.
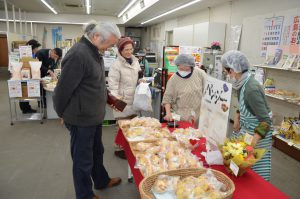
[232, 75, 272, 181]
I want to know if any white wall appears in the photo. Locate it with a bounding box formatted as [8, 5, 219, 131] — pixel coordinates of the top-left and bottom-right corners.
[0, 21, 126, 49]
[144, 0, 300, 125]
[35, 24, 82, 48]
[141, 27, 150, 49]
[146, 0, 300, 62]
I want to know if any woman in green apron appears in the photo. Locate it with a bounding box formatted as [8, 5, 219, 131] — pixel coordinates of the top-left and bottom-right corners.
[221, 50, 272, 181]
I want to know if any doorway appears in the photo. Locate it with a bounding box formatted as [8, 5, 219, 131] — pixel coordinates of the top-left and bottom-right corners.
[0, 34, 9, 67]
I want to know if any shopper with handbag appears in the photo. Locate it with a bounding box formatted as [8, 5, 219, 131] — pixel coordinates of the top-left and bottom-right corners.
[107, 37, 141, 159]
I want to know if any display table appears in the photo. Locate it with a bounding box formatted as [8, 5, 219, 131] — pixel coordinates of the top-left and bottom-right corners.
[115, 121, 289, 199]
[44, 87, 59, 119]
[43, 87, 115, 120]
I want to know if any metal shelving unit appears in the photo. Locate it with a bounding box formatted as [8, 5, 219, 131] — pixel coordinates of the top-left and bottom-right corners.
[265, 93, 300, 106]
[254, 64, 300, 72]
[8, 80, 44, 125]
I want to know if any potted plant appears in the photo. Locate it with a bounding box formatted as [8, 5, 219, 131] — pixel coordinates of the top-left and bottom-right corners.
[211, 41, 221, 53]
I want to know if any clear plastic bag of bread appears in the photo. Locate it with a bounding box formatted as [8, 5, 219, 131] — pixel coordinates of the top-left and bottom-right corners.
[146, 146, 161, 155]
[185, 152, 203, 169]
[145, 128, 170, 139]
[152, 175, 180, 193]
[201, 169, 227, 193]
[133, 142, 154, 152]
[176, 176, 196, 199]
[118, 120, 131, 129]
[130, 117, 161, 128]
[125, 126, 146, 138]
[134, 153, 150, 170]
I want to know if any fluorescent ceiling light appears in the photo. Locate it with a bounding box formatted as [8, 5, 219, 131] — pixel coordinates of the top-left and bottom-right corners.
[141, 0, 202, 24]
[86, 0, 91, 15]
[118, 0, 137, 18]
[41, 0, 58, 15]
[0, 18, 86, 25]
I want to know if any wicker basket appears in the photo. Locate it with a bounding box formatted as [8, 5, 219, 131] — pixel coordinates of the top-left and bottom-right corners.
[139, 168, 235, 199]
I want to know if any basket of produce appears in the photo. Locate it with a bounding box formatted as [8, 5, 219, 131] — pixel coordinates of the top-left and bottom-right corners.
[220, 136, 266, 176]
[139, 168, 235, 199]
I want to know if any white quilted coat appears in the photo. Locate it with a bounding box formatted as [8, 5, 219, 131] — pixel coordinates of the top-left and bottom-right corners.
[108, 54, 141, 119]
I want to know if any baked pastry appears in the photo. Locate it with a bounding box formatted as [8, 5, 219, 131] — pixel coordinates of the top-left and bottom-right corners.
[134, 142, 153, 151]
[153, 178, 168, 193]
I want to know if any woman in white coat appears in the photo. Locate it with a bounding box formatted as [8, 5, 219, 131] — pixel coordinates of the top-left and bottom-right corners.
[108, 37, 141, 159]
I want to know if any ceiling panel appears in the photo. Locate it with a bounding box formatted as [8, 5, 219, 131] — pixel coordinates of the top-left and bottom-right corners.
[1, 0, 231, 27]
[3, 0, 130, 15]
[125, 0, 231, 26]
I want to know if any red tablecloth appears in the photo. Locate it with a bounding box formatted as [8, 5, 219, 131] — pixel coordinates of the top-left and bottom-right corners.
[115, 121, 289, 199]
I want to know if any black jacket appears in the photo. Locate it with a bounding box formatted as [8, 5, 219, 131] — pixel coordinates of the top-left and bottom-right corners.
[53, 36, 107, 126]
[36, 49, 57, 77]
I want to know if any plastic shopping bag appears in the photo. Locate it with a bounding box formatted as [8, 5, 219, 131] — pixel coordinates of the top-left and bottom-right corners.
[133, 83, 152, 112]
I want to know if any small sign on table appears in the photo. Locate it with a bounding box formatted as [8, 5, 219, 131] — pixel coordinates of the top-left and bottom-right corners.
[8, 80, 22, 98]
[27, 80, 41, 97]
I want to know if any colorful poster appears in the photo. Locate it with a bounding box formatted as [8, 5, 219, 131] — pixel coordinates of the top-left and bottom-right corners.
[163, 46, 179, 72]
[282, 24, 292, 46]
[179, 46, 204, 68]
[8, 80, 22, 98]
[261, 16, 284, 57]
[8, 52, 20, 72]
[27, 80, 41, 97]
[198, 76, 232, 145]
[290, 16, 300, 45]
[52, 27, 62, 48]
[19, 45, 32, 58]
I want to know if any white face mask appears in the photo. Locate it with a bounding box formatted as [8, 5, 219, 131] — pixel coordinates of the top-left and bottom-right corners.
[178, 70, 191, 77]
[229, 76, 237, 84]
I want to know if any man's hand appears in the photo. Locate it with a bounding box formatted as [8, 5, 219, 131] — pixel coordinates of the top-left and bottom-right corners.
[48, 70, 57, 80]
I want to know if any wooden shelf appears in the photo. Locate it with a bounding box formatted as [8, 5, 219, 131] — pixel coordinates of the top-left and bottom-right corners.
[273, 135, 300, 161]
[254, 65, 300, 72]
[265, 93, 300, 106]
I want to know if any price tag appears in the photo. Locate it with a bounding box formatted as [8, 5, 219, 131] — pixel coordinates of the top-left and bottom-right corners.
[230, 160, 239, 176]
[244, 133, 253, 145]
[287, 141, 294, 146]
[172, 113, 181, 121]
